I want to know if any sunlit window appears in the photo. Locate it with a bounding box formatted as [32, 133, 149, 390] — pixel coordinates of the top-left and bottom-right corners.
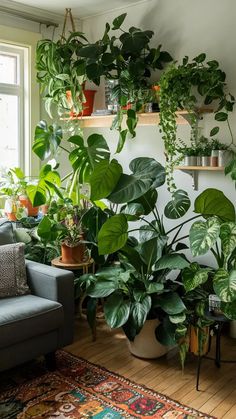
[0, 44, 27, 175]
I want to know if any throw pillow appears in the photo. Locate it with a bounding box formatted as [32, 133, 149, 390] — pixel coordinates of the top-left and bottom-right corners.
[0, 220, 15, 245]
[0, 243, 30, 298]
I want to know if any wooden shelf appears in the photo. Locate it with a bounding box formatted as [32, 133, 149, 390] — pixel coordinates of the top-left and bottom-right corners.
[176, 166, 225, 171]
[63, 110, 190, 128]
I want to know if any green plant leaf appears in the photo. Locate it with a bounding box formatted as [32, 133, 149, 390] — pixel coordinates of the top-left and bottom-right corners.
[193, 53, 206, 63]
[130, 189, 158, 215]
[156, 292, 186, 315]
[116, 129, 128, 153]
[69, 134, 110, 183]
[137, 236, 167, 268]
[155, 254, 189, 271]
[221, 300, 236, 320]
[98, 214, 128, 255]
[194, 189, 235, 221]
[169, 313, 186, 324]
[33, 120, 62, 160]
[112, 13, 127, 30]
[220, 222, 236, 263]
[108, 158, 165, 203]
[213, 269, 236, 302]
[155, 316, 176, 346]
[90, 159, 122, 201]
[130, 296, 152, 330]
[182, 265, 211, 292]
[215, 112, 228, 121]
[104, 294, 130, 328]
[164, 190, 191, 219]
[87, 279, 117, 298]
[26, 182, 45, 207]
[121, 203, 144, 220]
[190, 217, 221, 257]
[210, 126, 220, 137]
[146, 283, 164, 294]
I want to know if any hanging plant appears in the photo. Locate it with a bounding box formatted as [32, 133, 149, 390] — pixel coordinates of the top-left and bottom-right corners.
[159, 54, 235, 210]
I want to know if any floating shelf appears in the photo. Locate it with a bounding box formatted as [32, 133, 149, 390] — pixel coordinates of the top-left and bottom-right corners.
[62, 110, 197, 128]
[175, 166, 225, 190]
[176, 166, 225, 171]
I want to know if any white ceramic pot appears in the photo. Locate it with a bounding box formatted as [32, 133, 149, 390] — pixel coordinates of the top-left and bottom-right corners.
[218, 150, 232, 167]
[128, 319, 168, 359]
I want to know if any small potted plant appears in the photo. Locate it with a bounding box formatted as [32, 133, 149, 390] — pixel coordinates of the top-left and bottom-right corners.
[210, 139, 232, 167]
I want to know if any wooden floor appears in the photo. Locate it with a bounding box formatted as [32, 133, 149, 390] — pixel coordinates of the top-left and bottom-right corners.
[66, 317, 236, 418]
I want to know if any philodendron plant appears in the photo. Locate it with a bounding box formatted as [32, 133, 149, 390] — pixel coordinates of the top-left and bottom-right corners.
[76, 150, 235, 366]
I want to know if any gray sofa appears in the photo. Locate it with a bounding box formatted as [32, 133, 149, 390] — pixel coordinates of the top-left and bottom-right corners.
[0, 220, 74, 372]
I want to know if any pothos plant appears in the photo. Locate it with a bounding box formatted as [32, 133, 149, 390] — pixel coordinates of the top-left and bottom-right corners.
[159, 53, 235, 209]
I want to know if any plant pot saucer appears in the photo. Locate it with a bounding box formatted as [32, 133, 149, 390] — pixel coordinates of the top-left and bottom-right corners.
[51, 256, 94, 270]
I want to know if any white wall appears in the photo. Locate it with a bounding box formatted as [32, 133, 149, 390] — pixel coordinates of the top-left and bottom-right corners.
[81, 0, 236, 265]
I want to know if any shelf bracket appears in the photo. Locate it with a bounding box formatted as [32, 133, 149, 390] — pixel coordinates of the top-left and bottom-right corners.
[180, 169, 199, 190]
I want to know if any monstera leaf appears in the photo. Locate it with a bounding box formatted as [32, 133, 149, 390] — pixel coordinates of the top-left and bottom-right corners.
[26, 164, 62, 206]
[194, 188, 235, 221]
[108, 158, 165, 203]
[69, 133, 110, 183]
[98, 214, 128, 255]
[213, 269, 236, 302]
[164, 190, 191, 219]
[33, 120, 62, 160]
[190, 217, 221, 256]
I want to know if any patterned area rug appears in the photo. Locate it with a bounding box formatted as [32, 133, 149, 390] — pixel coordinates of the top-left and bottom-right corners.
[0, 350, 215, 418]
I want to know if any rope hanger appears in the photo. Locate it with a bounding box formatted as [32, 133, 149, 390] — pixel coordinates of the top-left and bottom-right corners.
[61, 8, 76, 40]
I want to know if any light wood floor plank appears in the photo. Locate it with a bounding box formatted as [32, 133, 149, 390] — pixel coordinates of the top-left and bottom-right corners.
[66, 317, 236, 418]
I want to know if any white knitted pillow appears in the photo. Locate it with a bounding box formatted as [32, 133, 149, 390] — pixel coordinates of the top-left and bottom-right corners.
[0, 243, 30, 298]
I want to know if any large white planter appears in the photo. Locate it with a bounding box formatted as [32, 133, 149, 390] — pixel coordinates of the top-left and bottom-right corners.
[128, 319, 168, 359]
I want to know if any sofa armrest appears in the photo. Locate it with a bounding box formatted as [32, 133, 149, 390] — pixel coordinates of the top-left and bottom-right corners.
[25, 260, 75, 346]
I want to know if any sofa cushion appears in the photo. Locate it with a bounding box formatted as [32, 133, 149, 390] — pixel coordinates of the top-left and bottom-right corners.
[0, 294, 64, 348]
[0, 220, 15, 245]
[0, 243, 29, 298]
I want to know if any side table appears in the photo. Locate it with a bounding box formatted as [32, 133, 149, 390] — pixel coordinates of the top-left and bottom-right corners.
[51, 257, 96, 340]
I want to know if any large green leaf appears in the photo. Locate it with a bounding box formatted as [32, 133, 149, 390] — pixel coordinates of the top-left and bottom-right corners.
[139, 223, 161, 243]
[33, 120, 62, 160]
[169, 313, 186, 324]
[26, 164, 61, 206]
[189, 217, 221, 257]
[98, 214, 128, 255]
[130, 189, 158, 215]
[182, 265, 211, 292]
[87, 280, 117, 298]
[137, 236, 167, 268]
[108, 158, 165, 203]
[130, 296, 152, 330]
[164, 190, 191, 219]
[90, 159, 122, 200]
[69, 134, 110, 183]
[104, 294, 131, 328]
[121, 203, 144, 220]
[155, 254, 189, 271]
[213, 269, 236, 302]
[112, 13, 127, 30]
[156, 292, 186, 315]
[220, 222, 236, 263]
[221, 300, 236, 320]
[194, 189, 235, 221]
[155, 317, 176, 346]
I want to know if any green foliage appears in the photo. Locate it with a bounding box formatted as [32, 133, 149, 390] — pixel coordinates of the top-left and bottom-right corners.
[194, 188, 235, 221]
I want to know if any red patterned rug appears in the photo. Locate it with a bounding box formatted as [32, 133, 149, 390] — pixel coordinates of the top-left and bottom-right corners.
[0, 350, 215, 418]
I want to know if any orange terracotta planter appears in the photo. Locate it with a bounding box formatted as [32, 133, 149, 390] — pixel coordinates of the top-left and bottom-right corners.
[61, 242, 88, 265]
[6, 212, 17, 221]
[19, 196, 39, 217]
[67, 89, 96, 117]
[189, 325, 209, 356]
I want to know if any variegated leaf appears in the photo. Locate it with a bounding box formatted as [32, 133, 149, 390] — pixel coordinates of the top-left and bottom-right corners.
[221, 300, 236, 320]
[220, 222, 236, 263]
[190, 216, 221, 256]
[182, 266, 211, 292]
[213, 269, 236, 302]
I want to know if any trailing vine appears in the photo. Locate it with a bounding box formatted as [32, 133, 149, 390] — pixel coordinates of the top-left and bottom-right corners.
[159, 54, 235, 194]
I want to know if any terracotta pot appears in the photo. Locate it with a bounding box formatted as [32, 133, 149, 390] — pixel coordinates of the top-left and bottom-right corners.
[67, 89, 97, 117]
[61, 241, 88, 264]
[189, 325, 209, 356]
[128, 319, 168, 359]
[19, 196, 39, 217]
[6, 212, 17, 221]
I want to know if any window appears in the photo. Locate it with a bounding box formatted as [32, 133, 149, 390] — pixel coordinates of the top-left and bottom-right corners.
[0, 43, 28, 175]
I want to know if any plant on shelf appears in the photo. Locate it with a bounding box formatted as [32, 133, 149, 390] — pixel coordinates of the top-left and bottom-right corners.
[158, 53, 235, 206]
